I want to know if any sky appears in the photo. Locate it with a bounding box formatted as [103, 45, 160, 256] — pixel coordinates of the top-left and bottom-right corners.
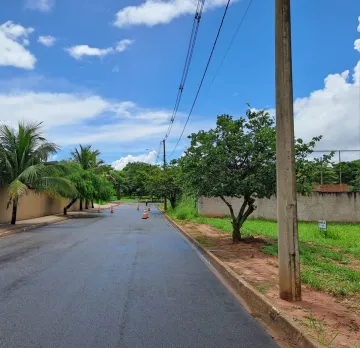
[0, 0, 360, 169]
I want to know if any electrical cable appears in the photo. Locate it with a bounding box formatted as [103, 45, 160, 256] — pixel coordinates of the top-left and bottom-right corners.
[164, 0, 206, 141]
[169, 0, 232, 157]
[208, 0, 253, 89]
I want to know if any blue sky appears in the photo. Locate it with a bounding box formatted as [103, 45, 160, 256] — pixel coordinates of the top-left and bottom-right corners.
[0, 0, 359, 168]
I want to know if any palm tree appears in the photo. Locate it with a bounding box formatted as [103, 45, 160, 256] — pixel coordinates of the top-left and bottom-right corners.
[0, 122, 76, 224]
[71, 145, 104, 208]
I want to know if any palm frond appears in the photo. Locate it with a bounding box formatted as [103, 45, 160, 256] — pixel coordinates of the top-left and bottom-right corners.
[8, 179, 28, 200]
[17, 164, 44, 184]
[38, 177, 78, 198]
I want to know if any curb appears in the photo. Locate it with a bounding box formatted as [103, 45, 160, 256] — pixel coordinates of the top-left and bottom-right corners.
[0, 216, 69, 238]
[163, 213, 321, 348]
[0, 203, 122, 238]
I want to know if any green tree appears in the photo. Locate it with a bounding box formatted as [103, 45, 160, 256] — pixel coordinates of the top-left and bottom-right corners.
[122, 162, 159, 198]
[178, 109, 321, 243]
[148, 163, 181, 209]
[0, 122, 76, 224]
[71, 145, 105, 208]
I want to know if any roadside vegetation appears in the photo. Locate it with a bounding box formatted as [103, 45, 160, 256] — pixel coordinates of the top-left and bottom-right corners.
[167, 199, 360, 297]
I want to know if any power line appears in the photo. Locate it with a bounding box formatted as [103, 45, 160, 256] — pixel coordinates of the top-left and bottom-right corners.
[169, 0, 232, 157]
[208, 0, 253, 89]
[164, 0, 206, 141]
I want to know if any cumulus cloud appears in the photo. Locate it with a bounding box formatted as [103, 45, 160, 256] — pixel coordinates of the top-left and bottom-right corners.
[0, 92, 111, 127]
[112, 151, 157, 170]
[116, 39, 134, 52]
[65, 45, 114, 60]
[294, 64, 360, 152]
[114, 0, 239, 27]
[355, 39, 360, 53]
[66, 40, 134, 60]
[25, 0, 54, 12]
[0, 21, 36, 69]
[38, 35, 56, 47]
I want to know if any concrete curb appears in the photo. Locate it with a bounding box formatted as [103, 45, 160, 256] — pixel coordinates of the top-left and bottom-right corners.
[0, 216, 69, 238]
[0, 203, 123, 238]
[163, 213, 321, 348]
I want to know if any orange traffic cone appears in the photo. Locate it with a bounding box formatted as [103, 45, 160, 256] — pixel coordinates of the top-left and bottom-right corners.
[97, 208, 101, 213]
[110, 207, 114, 214]
[142, 210, 149, 219]
[147, 207, 151, 212]
[137, 204, 140, 211]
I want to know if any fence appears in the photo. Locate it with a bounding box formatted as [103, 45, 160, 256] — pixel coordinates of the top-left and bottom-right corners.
[198, 192, 360, 223]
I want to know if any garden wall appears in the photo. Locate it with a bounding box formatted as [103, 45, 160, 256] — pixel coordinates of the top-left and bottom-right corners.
[0, 188, 80, 223]
[198, 192, 360, 223]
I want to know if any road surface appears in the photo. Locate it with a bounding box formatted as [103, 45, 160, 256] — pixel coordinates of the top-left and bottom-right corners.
[0, 205, 278, 348]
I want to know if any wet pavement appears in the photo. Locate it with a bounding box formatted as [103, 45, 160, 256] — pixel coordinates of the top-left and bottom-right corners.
[0, 204, 278, 348]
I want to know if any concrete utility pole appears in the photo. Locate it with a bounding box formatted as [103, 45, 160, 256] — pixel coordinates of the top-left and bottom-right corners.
[163, 140, 168, 211]
[275, 0, 301, 301]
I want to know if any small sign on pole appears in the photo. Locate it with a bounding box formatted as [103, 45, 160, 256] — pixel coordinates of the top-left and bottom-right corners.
[318, 220, 327, 232]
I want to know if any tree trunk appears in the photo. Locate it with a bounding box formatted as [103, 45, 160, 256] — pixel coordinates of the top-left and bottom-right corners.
[11, 197, 18, 225]
[64, 198, 77, 215]
[91, 200, 94, 208]
[116, 187, 121, 200]
[80, 199, 83, 211]
[232, 220, 241, 243]
[85, 200, 89, 209]
[170, 197, 176, 209]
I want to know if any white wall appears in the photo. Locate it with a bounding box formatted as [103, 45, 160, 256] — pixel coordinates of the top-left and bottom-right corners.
[198, 193, 360, 223]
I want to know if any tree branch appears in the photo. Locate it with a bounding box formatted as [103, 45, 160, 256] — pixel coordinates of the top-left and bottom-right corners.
[220, 195, 235, 220]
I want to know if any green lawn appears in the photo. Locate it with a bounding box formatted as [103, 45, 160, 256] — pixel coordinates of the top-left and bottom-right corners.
[167, 203, 360, 296]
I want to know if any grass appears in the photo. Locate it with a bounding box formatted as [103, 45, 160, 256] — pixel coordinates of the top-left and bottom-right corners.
[306, 311, 339, 346]
[167, 200, 360, 297]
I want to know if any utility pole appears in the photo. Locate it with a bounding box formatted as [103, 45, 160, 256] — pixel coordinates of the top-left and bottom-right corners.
[163, 140, 168, 211]
[275, 0, 301, 301]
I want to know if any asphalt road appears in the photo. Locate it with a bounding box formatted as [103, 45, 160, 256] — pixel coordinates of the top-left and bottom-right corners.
[0, 205, 278, 348]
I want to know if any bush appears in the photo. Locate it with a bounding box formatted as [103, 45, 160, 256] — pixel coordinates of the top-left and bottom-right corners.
[168, 196, 198, 220]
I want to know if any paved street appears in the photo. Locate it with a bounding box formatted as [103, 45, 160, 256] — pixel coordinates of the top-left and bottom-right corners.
[0, 205, 277, 348]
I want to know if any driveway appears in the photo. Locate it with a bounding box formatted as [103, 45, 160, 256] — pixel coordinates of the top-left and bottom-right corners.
[0, 204, 277, 348]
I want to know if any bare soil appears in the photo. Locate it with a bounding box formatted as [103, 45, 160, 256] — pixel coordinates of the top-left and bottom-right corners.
[182, 221, 360, 348]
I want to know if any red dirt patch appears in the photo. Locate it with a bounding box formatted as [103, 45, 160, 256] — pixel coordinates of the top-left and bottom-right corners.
[182, 221, 360, 348]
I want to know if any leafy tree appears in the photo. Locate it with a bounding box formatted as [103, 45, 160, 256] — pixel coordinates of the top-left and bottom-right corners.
[107, 170, 127, 200]
[178, 109, 321, 243]
[71, 144, 105, 208]
[59, 161, 114, 214]
[333, 160, 360, 190]
[0, 122, 76, 224]
[148, 163, 181, 209]
[122, 162, 159, 198]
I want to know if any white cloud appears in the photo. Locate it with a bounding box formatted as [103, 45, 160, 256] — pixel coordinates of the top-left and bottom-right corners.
[0, 21, 36, 69]
[294, 62, 360, 152]
[1, 21, 34, 40]
[38, 35, 56, 47]
[116, 39, 134, 52]
[25, 0, 54, 12]
[355, 39, 360, 53]
[112, 151, 158, 170]
[65, 45, 114, 60]
[66, 40, 133, 60]
[114, 0, 239, 27]
[0, 92, 111, 127]
[358, 16, 360, 32]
